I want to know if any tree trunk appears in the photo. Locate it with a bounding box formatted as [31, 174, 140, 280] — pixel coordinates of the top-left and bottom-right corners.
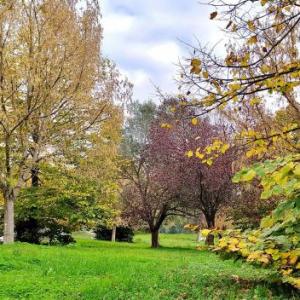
[205, 234, 215, 245]
[111, 226, 116, 242]
[3, 196, 14, 244]
[31, 167, 39, 187]
[151, 229, 159, 248]
[196, 230, 202, 242]
[204, 212, 216, 246]
[204, 212, 215, 229]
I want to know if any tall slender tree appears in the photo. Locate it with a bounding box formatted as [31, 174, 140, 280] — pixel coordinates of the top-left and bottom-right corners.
[0, 0, 129, 243]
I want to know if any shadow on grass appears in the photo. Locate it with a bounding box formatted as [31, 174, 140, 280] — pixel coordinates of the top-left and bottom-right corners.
[77, 239, 203, 254]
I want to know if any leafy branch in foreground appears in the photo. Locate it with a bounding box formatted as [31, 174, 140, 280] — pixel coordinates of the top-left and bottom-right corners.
[233, 154, 300, 199]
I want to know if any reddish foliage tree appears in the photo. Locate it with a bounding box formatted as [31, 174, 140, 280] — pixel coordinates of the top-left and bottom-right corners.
[121, 154, 186, 248]
[147, 99, 235, 229]
[121, 99, 235, 247]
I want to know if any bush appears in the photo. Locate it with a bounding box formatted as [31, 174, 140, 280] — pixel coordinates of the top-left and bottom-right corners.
[15, 218, 75, 245]
[208, 197, 300, 290]
[220, 156, 300, 290]
[94, 225, 134, 242]
[160, 216, 193, 234]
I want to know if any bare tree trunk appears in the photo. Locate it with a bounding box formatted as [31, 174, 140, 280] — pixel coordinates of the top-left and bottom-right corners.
[151, 229, 159, 248]
[3, 196, 14, 244]
[111, 226, 116, 242]
[196, 230, 202, 242]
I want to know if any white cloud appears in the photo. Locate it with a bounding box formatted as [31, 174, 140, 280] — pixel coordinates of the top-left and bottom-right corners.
[146, 41, 182, 65]
[102, 13, 135, 35]
[101, 0, 225, 101]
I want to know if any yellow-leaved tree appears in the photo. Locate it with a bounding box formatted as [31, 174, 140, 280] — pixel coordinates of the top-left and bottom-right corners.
[0, 0, 130, 243]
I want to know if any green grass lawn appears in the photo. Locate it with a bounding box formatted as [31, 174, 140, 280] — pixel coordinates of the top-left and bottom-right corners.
[0, 233, 298, 300]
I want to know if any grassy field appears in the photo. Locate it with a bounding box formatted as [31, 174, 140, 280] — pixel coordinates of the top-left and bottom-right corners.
[0, 233, 298, 300]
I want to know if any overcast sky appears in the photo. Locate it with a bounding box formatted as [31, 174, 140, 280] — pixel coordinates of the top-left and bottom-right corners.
[102, 0, 224, 101]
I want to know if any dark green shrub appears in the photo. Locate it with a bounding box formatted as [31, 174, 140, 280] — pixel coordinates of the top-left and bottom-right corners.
[15, 218, 75, 245]
[94, 225, 134, 242]
[15, 218, 41, 244]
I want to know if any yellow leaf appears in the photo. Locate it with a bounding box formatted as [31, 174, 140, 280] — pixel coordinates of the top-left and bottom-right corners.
[201, 229, 212, 237]
[291, 278, 300, 289]
[220, 143, 230, 154]
[240, 53, 250, 66]
[191, 66, 201, 74]
[258, 255, 270, 265]
[186, 150, 194, 158]
[230, 238, 239, 245]
[218, 239, 228, 248]
[202, 94, 216, 107]
[191, 118, 198, 126]
[261, 217, 274, 228]
[195, 149, 204, 160]
[293, 164, 300, 176]
[249, 97, 261, 106]
[229, 82, 241, 92]
[242, 169, 256, 181]
[241, 248, 250, 257]
[247, 35, 258, 45]
[275, 24, 284, 33]
[228, 245, 240, 252]
[238, 241, 247, 249]
[205, 146, 212, 155]
[261, 0, 268, 6]
[247, 251, 262, 261]
[203, 71, 209, 79]
[190, 59, 201, 74]
[261, 64, 270, 74]
[248, 236, 258, 243]
[206, 159, 213, 166]
[247, 20, 255, 31]
[161, 123, 172, 129]
[191, 58, 201, 67]
[289, 254, 298, 265]
[282, 269, 293, 276]
[246, 149, 256, 158]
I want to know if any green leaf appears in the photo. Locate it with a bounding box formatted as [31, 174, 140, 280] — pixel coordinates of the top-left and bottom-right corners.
[261, 189, 273, 200]
[241, 169, 256, 182]
[293, 164, 300, 176]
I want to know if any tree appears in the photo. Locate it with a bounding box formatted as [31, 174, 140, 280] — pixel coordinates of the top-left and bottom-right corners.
[176, 1, 300, 289]
[121, 158, 182, 248]
[0, 0, 130, 243]
[15, 164, 100, 244]
[121, 99, 234, 246]
[148, 98, 234, 229]
[178, 0, 300, 159]
[121, 101, 186, 248]
[122, 100, 157, 157]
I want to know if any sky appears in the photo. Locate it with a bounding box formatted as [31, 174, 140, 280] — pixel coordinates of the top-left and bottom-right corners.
[102, 0, 224, 101]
